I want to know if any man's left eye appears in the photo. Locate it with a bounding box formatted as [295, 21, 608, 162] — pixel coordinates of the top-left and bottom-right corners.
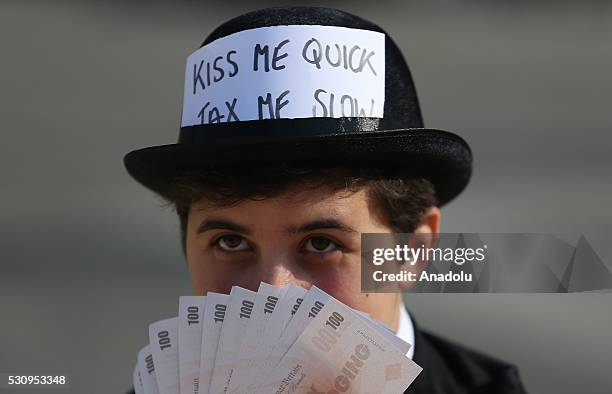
[303, 236, 340, 253]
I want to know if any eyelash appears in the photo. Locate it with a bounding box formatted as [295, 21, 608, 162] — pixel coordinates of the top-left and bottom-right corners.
[211, 234, 344, 254]
[300, 235, 343, 254]
[213, 234, 252, 252]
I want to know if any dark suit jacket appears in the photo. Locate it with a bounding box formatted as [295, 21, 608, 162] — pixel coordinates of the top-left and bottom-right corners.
[407, 317, 527, 394]
[128, 314, 527, 394]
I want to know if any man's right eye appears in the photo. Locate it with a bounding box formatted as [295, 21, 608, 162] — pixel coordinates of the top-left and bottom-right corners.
[214, 234, 250, 252]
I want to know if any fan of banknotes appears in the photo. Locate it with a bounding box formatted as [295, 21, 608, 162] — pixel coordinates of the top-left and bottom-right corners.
[133, 282, 422, 394]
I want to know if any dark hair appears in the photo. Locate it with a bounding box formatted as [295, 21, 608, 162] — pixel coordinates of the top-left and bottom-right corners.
[160, 162, 438, 251]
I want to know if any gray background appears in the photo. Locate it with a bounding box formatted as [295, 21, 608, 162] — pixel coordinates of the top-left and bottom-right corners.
[1, 1, 611, 393]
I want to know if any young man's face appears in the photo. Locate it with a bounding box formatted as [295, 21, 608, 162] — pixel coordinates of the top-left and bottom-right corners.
[185, 185, 439, 329]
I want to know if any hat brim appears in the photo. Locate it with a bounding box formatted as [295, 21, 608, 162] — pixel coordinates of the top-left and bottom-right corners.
[124, 128, 472, 206]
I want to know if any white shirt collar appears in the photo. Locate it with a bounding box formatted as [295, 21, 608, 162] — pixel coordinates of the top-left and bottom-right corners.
[396, 301, 415, 359]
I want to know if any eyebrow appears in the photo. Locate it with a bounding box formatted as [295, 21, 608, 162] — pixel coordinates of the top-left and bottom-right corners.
[196, 218, 357, 235]
[288, 218, 358, 234]
[196, 219, 252, 235]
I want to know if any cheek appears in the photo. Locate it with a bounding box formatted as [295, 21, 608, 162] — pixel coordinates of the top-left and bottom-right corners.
[186, 249, 244, 294]
[307, 260, 363, 308]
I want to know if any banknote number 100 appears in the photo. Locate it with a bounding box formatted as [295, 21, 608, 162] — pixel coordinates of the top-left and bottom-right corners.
[214, 304, 227, 323]
[312, 312, 345, 352]
[308, 301, 325, 318]
[325, 312, 345, 330]
[145, 354, 155, 374]
[240, 300, 254, 319]
[157, 330, 171, 350]
[291, 298, 303, 315]
[187, 306, 199, 325]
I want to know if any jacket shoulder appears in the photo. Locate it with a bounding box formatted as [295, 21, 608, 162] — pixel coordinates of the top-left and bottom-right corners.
[408, 329, 527, 394]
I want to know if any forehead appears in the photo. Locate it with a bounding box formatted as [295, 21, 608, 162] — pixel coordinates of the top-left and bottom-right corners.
[188, 186, 383, 230]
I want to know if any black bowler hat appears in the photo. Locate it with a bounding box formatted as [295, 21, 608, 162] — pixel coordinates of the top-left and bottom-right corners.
[124, 6, 472, 205]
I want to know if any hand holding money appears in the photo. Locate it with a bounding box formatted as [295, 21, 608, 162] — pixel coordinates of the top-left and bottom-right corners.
[133, 283, 422, 394]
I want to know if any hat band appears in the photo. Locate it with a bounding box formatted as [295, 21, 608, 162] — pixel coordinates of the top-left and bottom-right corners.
[178, 117, 384, 144]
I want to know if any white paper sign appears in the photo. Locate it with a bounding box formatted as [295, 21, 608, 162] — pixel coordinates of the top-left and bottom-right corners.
[182, 25, 385, 126]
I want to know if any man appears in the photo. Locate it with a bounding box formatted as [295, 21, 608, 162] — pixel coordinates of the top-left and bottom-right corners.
[125, 7, 526, 393]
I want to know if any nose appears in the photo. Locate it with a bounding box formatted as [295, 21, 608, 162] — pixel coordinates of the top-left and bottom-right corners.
[256, 259, 310, 289]
[258, 263, 293, 287]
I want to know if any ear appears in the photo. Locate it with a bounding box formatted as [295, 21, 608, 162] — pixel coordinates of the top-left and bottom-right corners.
[414, 206, 441, 236]
[398, 206, 441, 291]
